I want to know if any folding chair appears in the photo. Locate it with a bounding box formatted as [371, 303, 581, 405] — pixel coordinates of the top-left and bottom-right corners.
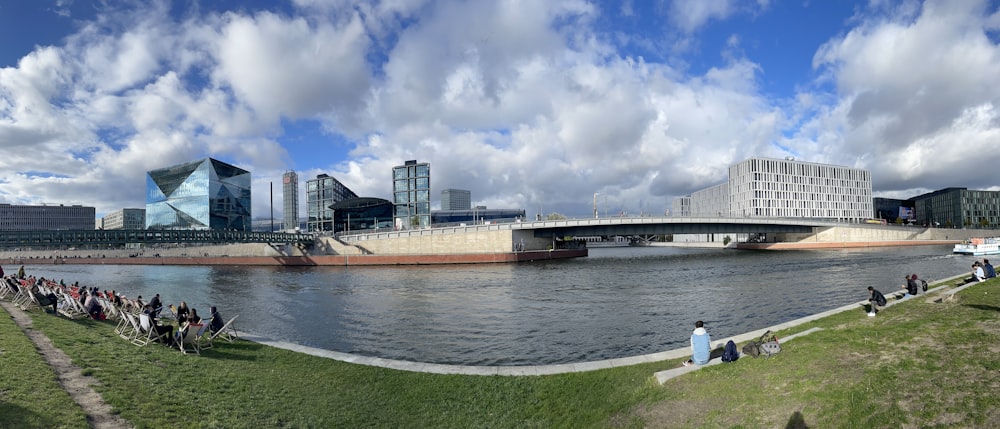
[209, 314, 240, 343]
[133, 314, 170, 347]
[179, 323, 206, 355]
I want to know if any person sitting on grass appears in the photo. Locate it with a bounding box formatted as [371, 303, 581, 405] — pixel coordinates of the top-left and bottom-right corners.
[983, 259, 996, 279]
[683, 320, 711, 367]
[867, 286, 887, 315]
[901, 274, 919, 297]
[972, 262, 986, 283]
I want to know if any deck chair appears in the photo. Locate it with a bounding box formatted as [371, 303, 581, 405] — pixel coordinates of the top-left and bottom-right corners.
[178, 323, 206, 355]
[209, 314, 240, 343]
[58, 292, 87, 319]
[120, 312, 142, 341]
[19, 289, 42, 311]
[133, 314, 170, 347]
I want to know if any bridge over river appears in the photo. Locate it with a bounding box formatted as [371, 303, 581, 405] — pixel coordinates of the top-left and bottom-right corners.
[339, 216, 975, 255]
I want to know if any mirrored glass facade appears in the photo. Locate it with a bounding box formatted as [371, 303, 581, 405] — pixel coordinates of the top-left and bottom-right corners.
[146, 158, 251, 231]
[393, 160, 431, 229]
[306, 174, 358, 232]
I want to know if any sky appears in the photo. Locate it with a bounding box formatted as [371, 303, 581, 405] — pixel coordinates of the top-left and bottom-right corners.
[1, 0, 999, 220]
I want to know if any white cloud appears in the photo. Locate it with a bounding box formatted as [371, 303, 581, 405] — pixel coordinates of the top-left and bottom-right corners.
[2, 0, 998, 221]
[804, 0, 1000, 192]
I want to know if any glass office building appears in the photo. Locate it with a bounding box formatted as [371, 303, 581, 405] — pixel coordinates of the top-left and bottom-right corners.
[145, 158, 251, 230]
[306, 174, 358, 232]
[393, 160, 431, 229]
[330, 197, 394, 232]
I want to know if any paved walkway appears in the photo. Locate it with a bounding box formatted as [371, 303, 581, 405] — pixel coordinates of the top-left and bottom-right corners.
[241, 273, 970, 377]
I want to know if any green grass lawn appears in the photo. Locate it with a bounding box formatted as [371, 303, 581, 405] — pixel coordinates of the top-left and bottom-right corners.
[4, 278, 1000, 428]
[0, 309, 89, 428]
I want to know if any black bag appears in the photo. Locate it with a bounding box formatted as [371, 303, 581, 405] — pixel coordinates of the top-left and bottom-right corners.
[920, 279, 928, 292]
[721, 340, 739, 362]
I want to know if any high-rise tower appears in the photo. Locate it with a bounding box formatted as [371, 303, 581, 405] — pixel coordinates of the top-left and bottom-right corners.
[282, 170, 299, 231]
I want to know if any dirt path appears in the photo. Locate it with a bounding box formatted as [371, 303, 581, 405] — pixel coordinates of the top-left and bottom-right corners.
[0, 301, 132, 429]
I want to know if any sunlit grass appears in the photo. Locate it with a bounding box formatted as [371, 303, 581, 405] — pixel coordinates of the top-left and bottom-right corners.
[5, 277, 1000, 428]
[0, 307, 89, 429]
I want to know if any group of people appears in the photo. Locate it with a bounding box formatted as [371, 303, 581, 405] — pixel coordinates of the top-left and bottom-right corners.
[3, 265, 227, 349]
[140, 293, 227, 348]
[970, 259, 996, 283]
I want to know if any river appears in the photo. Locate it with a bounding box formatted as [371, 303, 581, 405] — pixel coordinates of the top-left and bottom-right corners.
[11, 244, 975, 365]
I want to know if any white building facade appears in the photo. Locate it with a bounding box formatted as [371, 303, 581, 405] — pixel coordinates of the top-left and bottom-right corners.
[101, 208, 146, 230]
[679, 157, 873, 222]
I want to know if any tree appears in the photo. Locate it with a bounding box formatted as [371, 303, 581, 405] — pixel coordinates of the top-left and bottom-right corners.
[546, 213, 567, 220]
[723, 235, 732, 246]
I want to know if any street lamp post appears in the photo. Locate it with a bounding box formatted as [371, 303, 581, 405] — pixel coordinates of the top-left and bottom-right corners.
[594, 192, 600, 219]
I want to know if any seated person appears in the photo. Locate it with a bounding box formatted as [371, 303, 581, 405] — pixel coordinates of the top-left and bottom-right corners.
[83, 292, 103, 320]
[176, 301, 190, 324]
[188, 308, 202, 325]
[143, 304, 174, 344]
[683, 320, 711, 366]
[901, 274, 919, 297]
[868, 286, 887, 314]
[30, 283, 59, 313]
[209, 306, 225, 334]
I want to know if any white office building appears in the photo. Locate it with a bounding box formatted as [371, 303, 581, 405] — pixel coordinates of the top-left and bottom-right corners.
[679, 157, 873, 221]
[441, 188, 471, 211]
[101, 208, 146, 230]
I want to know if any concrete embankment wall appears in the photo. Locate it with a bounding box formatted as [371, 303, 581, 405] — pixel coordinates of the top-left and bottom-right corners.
[737, 226, 988, 249]
[344, 228, 552, 255]
[0, 249, 588, 266]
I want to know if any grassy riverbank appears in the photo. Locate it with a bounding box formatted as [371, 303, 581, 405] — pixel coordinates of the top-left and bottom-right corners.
[3, 277, 999, 428]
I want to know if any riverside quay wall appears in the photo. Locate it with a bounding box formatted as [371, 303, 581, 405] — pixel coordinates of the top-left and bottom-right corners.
[0, 228, 584, 266]
[736, 225, 982, 250]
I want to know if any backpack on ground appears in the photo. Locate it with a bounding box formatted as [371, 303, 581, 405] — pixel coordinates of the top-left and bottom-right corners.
[721, 340, 739, 362]
[920, 279, 928, 292]
[742, 330, 780, 358]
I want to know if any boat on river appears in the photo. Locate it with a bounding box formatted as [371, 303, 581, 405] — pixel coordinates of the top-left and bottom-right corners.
[953, 238, 1000, 256]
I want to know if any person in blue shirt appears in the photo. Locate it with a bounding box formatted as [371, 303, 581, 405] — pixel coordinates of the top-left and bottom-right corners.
[983, 259, 996, 279]
[683, 320, 712, 366]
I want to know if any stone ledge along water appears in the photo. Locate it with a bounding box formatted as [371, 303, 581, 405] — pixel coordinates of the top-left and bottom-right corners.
[7, 244, 977, 365]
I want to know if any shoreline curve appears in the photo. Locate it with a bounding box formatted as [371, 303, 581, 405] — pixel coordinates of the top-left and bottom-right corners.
[240, 273, 968, 375]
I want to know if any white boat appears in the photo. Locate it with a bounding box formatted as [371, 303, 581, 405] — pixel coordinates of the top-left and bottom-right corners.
[953, 238, 1000, 256]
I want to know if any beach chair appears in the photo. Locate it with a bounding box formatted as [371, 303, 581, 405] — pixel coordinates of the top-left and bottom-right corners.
[209, 314, 240, 343]
[19, 289, 42, 311]
[119, 312, 142, 341]
[58, 292, 87, 319]
[133, 314, 169, 347]
[178, 323, 206, 355]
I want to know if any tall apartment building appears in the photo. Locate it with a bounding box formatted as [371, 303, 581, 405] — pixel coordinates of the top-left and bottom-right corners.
[678, 157, 873, 222]
[441, 188, 471, 210]
[392, 160, 431, 229]
[306, 174, 358, 232]
[0, 204, 96, 231]
[282, 171, 299, 231]
[101, 208, 146, 230]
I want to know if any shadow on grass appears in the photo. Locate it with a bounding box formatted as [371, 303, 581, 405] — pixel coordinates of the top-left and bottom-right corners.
[0, 402, 59, 429]
[785, 410, 809, 428]
[199, 349, 259, 361]
[963, 304, 1000, 313]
